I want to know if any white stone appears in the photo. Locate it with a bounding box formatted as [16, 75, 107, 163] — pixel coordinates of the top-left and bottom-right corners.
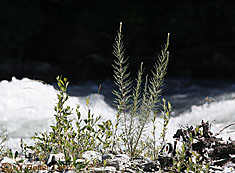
[0, 157, 16, 164]
[115, 154, 130, 161]
[15, 157, 24, 162]
[90, 166, 116, 172]
[82, 151, 102, 162]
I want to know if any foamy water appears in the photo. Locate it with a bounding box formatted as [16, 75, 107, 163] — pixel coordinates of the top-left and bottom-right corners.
[0, 77, 234, 151]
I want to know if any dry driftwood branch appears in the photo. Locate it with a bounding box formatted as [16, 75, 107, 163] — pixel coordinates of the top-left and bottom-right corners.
[214, 121, 235, 136]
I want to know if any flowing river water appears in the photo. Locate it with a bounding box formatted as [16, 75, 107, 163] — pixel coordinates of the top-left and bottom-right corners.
[0, 77, 234, 151]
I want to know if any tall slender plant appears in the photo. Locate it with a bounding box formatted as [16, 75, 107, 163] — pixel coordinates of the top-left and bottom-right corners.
[112, 22, 170, 156]
[0, 130, 7, 157]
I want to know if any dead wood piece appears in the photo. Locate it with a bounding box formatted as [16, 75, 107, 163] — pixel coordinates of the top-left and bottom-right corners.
[173, 121, 234, 166]
[192, 141, 206, 154]
[212, 158, 231, 167]
[215, 122, 235, 136]
[209, 165, 224, 171]
[157, 156, 172, 168]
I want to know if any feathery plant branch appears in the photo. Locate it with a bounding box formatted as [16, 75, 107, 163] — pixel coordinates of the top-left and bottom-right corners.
[128, 62, 144, 153]
[148, 33, 170, 112]
[132, 34, 170, 156]
[159, 99, 171, 147]
[112, 22, 170, 156]
[112, 22, 132, 153]
[129, 62, 143, 136]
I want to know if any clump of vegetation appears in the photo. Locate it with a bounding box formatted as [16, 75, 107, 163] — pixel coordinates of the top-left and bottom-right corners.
[22, 76, 113, 170]
[111, 22, 170, 157]
[18, 22, 172, 171]
[2, 23, 233, 172]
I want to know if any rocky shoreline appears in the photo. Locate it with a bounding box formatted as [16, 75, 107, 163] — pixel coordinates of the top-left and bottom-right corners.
[0, 121, 234, 172]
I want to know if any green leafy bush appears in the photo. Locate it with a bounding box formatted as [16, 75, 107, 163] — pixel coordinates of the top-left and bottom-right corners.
[27, 76, 113, 170]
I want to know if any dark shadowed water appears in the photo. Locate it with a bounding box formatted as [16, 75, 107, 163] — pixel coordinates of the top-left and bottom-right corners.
[68, 78, 235, 116]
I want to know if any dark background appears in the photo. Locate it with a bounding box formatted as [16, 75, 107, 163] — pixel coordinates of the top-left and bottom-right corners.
[1, 0, 235, 84]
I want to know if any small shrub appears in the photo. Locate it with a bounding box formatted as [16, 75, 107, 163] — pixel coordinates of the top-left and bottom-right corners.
[27, 76, 113, 170]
